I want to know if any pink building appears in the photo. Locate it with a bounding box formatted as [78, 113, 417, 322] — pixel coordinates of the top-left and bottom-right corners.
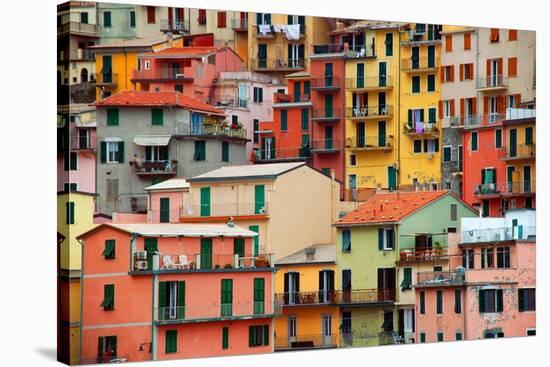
[78, 223, 278, 364]
[414, 209, 536, 342]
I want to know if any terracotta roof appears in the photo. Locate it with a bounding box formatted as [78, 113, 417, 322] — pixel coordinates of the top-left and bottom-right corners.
[88, 35, 182, 50]
[336, 191, 449, 226]
[92, 91, 224, 115]
[140, 46, 218, 58]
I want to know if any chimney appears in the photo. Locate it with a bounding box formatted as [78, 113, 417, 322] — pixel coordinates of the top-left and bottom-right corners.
[305, 247, 316, 261]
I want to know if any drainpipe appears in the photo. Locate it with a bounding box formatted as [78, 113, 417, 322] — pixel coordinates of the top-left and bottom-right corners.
[78, 238, 85, 365]
[151, 273, 158, 361]
[397, 28, 402, 190]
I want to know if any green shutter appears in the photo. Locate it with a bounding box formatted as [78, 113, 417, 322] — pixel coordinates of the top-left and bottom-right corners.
[165, 330, 177, 353]
[281, 110, 288, 131]
[70, 152, 77, 170]
[101, 284, 114, 309]
[66, 202, 75, 224]
[378, 228, 384, 250]
[117, 142, 124, 163]
[479, 290, 485, 312]
[107, 108, 119, 126]
[472, 132, 478, 151]
[233, 238, 245, 258]
[356, 63, 364, 88]
[221, 279, 233, 316]
[145, 238, 158, 270]
[100, 142, 107, 163]
[400, 268, 412, 290]
[263, 325, 269, 345]
[222, 327, 229, 349]
[194, 141, 206, 161]
[249, 225, 260, 256]
[301, 108, 309, 130]
[177, 281, 185, 319]
[254, 185, 265, 214]
[222, 142, 229, 162]
[496, 129, 502, 148]
[158, 281, 167, 320]
[254, 278, 265, 314]
[102, 239, 116, 259]
[200, 187, 211, 216]
[525, 127, 533, 145]
[160, 197, 170, 223]
[249, 326, 255, 346]
[200, 238, 213, 269]
[151, 108, 164, 125]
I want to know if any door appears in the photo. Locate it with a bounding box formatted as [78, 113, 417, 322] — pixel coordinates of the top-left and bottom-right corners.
[507, 166, 515, 192]
[200, 187, 210, 216]
[258, 44, 267, 68]
[356, 63, 364, 88]
[284, 272, 300, 304]
[233, 238, 245, 263]
[325, 126, 333, 149]
[490, 59, 499, 86]
[388, 166, 397, 190]
[411, 47, 419, 69]
[144, 238, 158, 270]
[324, 94, 333, 117]
[325, 63, 333, 87]
[342, 269, 352, 303]
[342, 311, 352, 346]
[523, 166, 531, 193]
[322, 314, 333, 346]
[379, 62, 387, 87]
[102, 55, 112, 83]
[200, 238, 213, 269]
[254, 185, 265, 214]
[288, 316, 297, 345]
[319, 270, 335, 303]
[356, 122, 365, 148]
[348, 175, 357, 201]
[377, 268, 396, 301]
[293, 80, 301, 102]
[378, 92, 386, 115]
[159, 197, 170, 223]
[191, 113, 203, 134]
[378, 121, 386, 147]
[509, 129, 517, 158]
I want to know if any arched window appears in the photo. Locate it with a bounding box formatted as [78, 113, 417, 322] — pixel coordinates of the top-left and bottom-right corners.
[81, 68, 88, 83]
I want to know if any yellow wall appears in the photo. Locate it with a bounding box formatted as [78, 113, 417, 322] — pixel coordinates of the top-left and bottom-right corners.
[504, 122, 536, 189]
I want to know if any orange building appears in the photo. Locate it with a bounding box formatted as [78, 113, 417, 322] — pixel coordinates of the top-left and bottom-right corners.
[78, 223, 279, 363]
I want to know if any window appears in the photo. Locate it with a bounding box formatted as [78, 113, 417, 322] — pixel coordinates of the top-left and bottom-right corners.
[518, 288, 536, 312]
[301, 109, 309, 130]
[198, 9, 206, 24]
[427, 74, 435, 92]
[471, 132, 478, 151]
[350, 154, 357, 166]
[66, 201, 75, 224]
[443, 65, 454, 82]
[456, 332, 463, 341]
[436, 290, 443, 314]
[103, 11, 111, 27]
[221, 279, 233, 316]
[481, 248, 494, 269]
[385, 33, 393, 56]
[80, 12, 89, 24]
[413, 139, 422, 153]
[479, 289, 503, 313]
[101, 284, 114, 310]
[508, 57, 518, 77]
[509, 29, 518, 41]
[143, 60, 151, 70]
[490, 28, 500, 42]
[106, 108, 119, 126]
[461, 63, 474, 80]
[428, 107, 437, 123]
[443, 100, 452, 118]
[525, 127, 533, 145]
[102, 141, 123, 163]
[382, 310, 394, 332]
[217, 11, 227, 28]
[342, 229, 351, 252]
[527, 329, 536, 336]
[437, 332, 444, 342]
[194, 141, 206, 161]
[454, 289, 462, 314]
[412, 76, 421, 93]
[463, 249, 474, 269]
[103, 239, 116, 259]
[401, 268, 412, 291]
[64, 182, 78, 192]
[445, 35, 452, 52]
[419, 291, 425, 314]
[249, 325, 269, 347]
[67, 152, 78, 171]
[496, 247, 510, 268]
[378, 228, 395, 250]
[222, 327, 229, 350]
[441, 146, 452, 163]
[253, 87, 263, 103]
[146, 6, 156, 24]
[495, 129, 502, 148]
[464, 33, 471, 50]
[130, 11, 135, 27]
[165, 330, 177, 353]
[280, 109, 288, 131]
[151, 109, 163, 125]
[449, 203, 457, 221]
[425, 138, 439, 153]
[253, 278, 265, 314]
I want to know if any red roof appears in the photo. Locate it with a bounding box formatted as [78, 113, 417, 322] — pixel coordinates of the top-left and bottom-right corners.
[141, 46, 217, 58]
[336, 191, 450, 225]
[93, 91, 223, 115]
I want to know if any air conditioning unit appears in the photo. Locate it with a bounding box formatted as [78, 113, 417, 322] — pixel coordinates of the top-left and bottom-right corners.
[135, 251, 147, 260]
[135, 260, 148, 270]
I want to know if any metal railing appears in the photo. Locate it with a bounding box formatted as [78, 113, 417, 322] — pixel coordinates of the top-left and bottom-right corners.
[416, 271, 464, 286]
[462, 226, 536, 243]
[474, 180, 535, 196]
[214, 96, 249, 109]
[131, 160, 177, 176]
[160, 19, 190, 33]
[346, 105, 394, 118]
[231, 18, 248, 30]
[175, 124, 247, 139]
[461, 113, 506, 128]
[250, 58, 306, 70]
[345, 136, 394, 150]
[402, 57, 438, 70]
[275, 290, 335, 306]
[95, 71, 118, 85]
[333, 289, 395, 303]
[130, 196, 148, 213]
[67, 49, 95, 61]
[345, 76, 393, 89]
[403, 122, 439, 135]
[132, 68, 192, 81]
[476, 75, 508, 89]
[275, 334, 337, 350]
[399, 248, 449, 262]
[254, 147, 311, 162]
[152, 253, 274, 271]
[310, 139, 341, 151]
[254, 24, 306, 36]
[274, 93, 310, 103]
[311, 107, 342, 120]
[499, 144, 536, 160]
[70, 135, 97, 150]
[309, 76, 343, 89]
[180, 201, 270, 217]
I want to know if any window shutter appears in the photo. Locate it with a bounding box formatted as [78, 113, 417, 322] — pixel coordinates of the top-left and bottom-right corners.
[518, 289, 525, 312]
[450, 99, 456, 116]
[102, 239, 115, 258]
[253, 87, 258, 102]
[319, 270, 325, 292]
[508, 57, 517, 77]
[378, 228, 384, 250]
[159, 281, 167, 308]
[63, 152, 70, 171]
[177, 281, 185, 319]
[100, 142, 107, 163]
[117, 142, 124, 163]
[460, 98, 465, 117]
[459, 64, 464, 81]
[222, 327, 229, 349]
[263, 325, 269, 345]
[450, 65, 455, 82]
[440, 66, 445, 83]
[438, 101, 443, 119]
[258, 88, 263, 102]
[496, 289, 503, 312]
[454, 289, 461, 313]
[472, 97, 477, 114]
[408, 109, 413, 124]
[249, 326, 255, 346]
[479, 290, 485, 312]
[389, 229, 395, 249]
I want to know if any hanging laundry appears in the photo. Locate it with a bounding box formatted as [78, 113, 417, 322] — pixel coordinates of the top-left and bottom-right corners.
[272, 24, 283, 33]
[258, 24, 271, 35]
[283, 24, 301, 40]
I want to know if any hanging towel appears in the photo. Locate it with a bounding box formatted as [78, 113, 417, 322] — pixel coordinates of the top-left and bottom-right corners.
[259, 24, 271, 35]
[272, 24, 283, 33]
[415, 120, 424, 133]
[283, 24, 301, 41]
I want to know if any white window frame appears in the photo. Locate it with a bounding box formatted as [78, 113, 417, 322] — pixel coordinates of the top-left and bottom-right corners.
[288, 315, 297, 338]
[106, 141, 120, 163]
[495, 128, 503, 149]
[489, 96, 498, 121]
[443, 145, 452, 162]
[443, 100, 451, 118]
[144, 60, 151, 70]
[382, 228, 394, 250]
[508, 95, 517, 108]
[322, 314, 332, 337]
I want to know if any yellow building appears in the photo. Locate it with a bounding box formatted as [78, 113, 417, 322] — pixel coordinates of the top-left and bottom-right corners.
[397, 23, 443, 189]
[57, 191, 97, 364]
[90, 34, 183, 99]
[247, 13, 330, 75]
[274, 244, 339, 350]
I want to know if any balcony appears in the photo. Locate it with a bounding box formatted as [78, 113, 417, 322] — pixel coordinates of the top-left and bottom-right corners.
[310, 76, 343, 91]
[461, 226, 536, 244]
[130, 195, 148, 213]
[275, 290, 335, 306]
[473, 180, 535, 197]
[312, 43, 375, 58]
[398, 248, 449, 263]
[345, 76, 393, 91]
[130, 160, 177, 176]
[66, 48, 95, 62]
[402, 57, 438, 73]
[94, 71, 118, 87]
[160, 19, 190, 33]
[462, 113, 506, 129]
[131, 68, 193, 83]
[403, 122, 439, 137]
[476, 75, 508, 91]
[254, 147, 311, 163]
[415, 271, 464, 287]
[311, 107, 342, 122]
[499, 144, 536, 160]
[57, 21, 98, 37]
[174, 124, 247, 140]
[346, 105, 394, 120]
[333, 289, 395, 304]
[231, 18, 248, 32]
[70, 135, 97, 151]
[273, 92, 310, 104]
[154, 300, 282, 325]
[401, 28, 441, 46]
[180, 202, 270, 218]
[254, 24, 306, 38]
[214, 96, 249, 109]
[345, 136, 394, 152]
[250, 58, 307, 72]
[275, 334, 337, 350]
[310, 139, 341, 153]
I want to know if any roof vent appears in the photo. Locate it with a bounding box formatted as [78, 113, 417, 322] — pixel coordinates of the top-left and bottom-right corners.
[305, 247, 316, 260]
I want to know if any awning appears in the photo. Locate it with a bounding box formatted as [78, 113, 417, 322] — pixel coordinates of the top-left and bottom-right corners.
[104, 137, 122, 142]
[133, 135, 172, 146]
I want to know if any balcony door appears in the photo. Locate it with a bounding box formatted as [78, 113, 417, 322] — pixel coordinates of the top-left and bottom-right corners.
[379, 62, 387, 87]
[288, 315, 297, 345]
[284, 271, 300, 304]
[324, 63, 333, 87]
[319, 270, 335, 303]
[490, 59, 499, 86]
[342, 269, 352, 303]
[523, 165, 532, 193]
[427, 45, 435, 68]
[509, 128, 517, 158]
[322, 314, 332, 346]
[378, 92, 386, 115]
[411, 47, 419, 69]
[145, 145, 168, 162]
[348, 175, 357, 201]
[324, 94, 333, 117]
[102, 55, 112, 83]
[341, 311, 352, 346]
[377, 268, 395, 301]
[324, 126, 333, 149]
[257, 44, 267, 68]
[507, 166, 516, 192]
[79, 128, 89, 149]
[378, 121, 386, 147]
[356, 122, 365, 148]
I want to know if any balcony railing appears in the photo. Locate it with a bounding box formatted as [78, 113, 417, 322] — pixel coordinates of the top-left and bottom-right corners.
[312, 43, 375, 58]
[476, 75, 508, 90]
[254, 24, 306, 37]
[310, 139, 341, 152]
[275, 290, 335, 306]
[250, 58, 306, 71]
[460, 113, 506, 128]
[402, 57, 438, 71]
[131, 160, 177, 176]
[462, 226, 536, 243]
[416, 271, 464, 287]
[345, 136, 394, 150]
[333, 289, 395, 304]
[275, 334, 337, 350]
[499, 144, 536, 160]
[130, 196, 148, 213]
[231, 18, 248, 31]
[214, 96, 249, 109]
[273, 93, 310, 103]
[399, 248, 449, 263]
[309, 76, 343, 89]
[70, 135, 97, 151]
[57, 21, 98, 36]
[473, 180, 535, 197]
[254, 147, 311, 162]
[154, 301, 282, 324]
[403, 122, 439, 136]
[175, 124, 247, 139]
[345, 76, 393, 90]
[95, 71, 118, 86]
[346, 105, 394, 119]
[180, 201, 270, 217]
[131, 68, 193, 81]
[311, 107, 342, 121]
[67, 49, 95, 61]
[160, 19, 190, 33]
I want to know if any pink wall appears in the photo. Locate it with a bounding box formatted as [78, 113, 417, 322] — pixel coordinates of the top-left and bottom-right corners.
[57, 150, 96, 194]
[112, 213, 148, 223]
[148, 190, 187, 223]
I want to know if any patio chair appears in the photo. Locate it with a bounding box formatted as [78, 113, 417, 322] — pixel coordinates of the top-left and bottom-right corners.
[161, 255, 175, 270]
[179, 255, 189, 269]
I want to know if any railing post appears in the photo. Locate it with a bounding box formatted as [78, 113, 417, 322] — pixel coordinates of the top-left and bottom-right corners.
[233, 254, 240, 268]
[195, 254, 201, 270]
[152, 254, 160, 271]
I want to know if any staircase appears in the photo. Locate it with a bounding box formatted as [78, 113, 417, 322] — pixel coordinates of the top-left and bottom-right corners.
[207, 72, 219, 105]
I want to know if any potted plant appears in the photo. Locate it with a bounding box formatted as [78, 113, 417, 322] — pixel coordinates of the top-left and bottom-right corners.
[189, 261, 195, 270]
[224, 263, 233, 269]
[215, 264, 221, 269]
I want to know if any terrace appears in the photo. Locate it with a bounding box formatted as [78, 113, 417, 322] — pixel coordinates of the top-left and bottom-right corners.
[346, 105, 394, 120]
[174, 123, 247, 140]
[345, 76, 393, 91]
[476, 75, 508, 91]
[461, 209, 536, 244]
[131, 68, 194, 82]
[160, 19, 190, 33]
[231, 18, 248, 32]
[57, 21, 98, 37]
[250, 58, 307, 72]
[498, 144, 536, 160]
[345, 135, 394, 152]
[311, 107, 342, 122]
[403, 122, 439, 137]
[130, 160, 177, 177]
[398, 248, 449, 264]
[275, 334, 337, 351]
[276, 288, 395, 306]
[309, 76, 343, 91]
[415, 271, 464, 287]
[461, 226, 536, 244]
[401, 57, 438, 73]
[180, 201, 270, 218]
[473, 180, 535, 198]
[95, 70, 118, 88]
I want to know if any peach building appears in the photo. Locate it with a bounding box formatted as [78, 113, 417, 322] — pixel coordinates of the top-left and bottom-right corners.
[78, 223, 279, 364]
[414, 208, 536, 343]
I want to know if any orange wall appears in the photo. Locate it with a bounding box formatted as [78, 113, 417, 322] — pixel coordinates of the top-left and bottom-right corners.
[81, 325, 152, 364]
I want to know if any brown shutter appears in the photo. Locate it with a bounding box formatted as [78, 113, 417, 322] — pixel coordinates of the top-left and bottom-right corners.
[497, 58, 503, 76]
[515, 94, 521, 107]
[464, 33, 471, 50]
[446, 35, 452, 52]
[450, 99, 456, 116]
[509, 29, 518, 41]
[440, 66, 445, 82]
[459, 64, 464, 81]
[484, 96, 489, 114]
[460, 98, 465, 116]
[508, 57, 517, 77]
[497, 95, 506, 114]
[450, 65, 455, 82]
[486, 59, 491, 77]
[472, 97, 477, 114]
[438, 100, 443, 119]
[168, 8, 173, 27]
[469, 64, 474, 80]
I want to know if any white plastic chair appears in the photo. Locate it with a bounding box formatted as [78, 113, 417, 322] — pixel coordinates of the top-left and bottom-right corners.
[179, 255, 189, 269]
[161, 255, 175, 270]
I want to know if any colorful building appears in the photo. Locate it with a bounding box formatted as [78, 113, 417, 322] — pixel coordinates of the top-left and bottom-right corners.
[414, 208, 536, 342]
[184, 162, 340, 260]
[334, 191, 477, 347]
[78, 222, 279, 364]
[274, 244, 339, 351]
